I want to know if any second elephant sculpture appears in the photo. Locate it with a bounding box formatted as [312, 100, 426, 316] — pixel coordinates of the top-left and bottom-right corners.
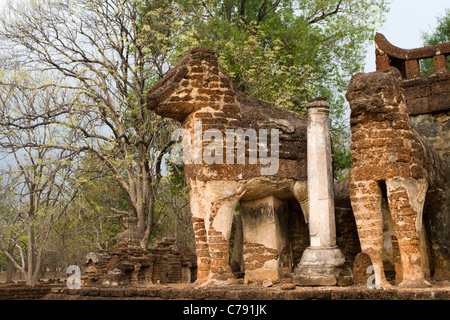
[346, 67, 449, 287]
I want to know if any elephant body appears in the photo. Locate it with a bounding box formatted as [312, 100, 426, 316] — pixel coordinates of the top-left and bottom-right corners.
[147, 48, 309, 284]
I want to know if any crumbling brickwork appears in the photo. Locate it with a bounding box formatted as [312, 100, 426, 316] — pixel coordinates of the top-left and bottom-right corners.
[334, 181, 362, 267]
[346, 66, 449, 287]
[147, 48, 310, 284]
[243, 242, 279, 273]
[373, 34, 450, 283]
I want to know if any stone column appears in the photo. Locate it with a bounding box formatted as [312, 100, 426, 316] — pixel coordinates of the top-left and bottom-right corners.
[291, 99, 346, 286]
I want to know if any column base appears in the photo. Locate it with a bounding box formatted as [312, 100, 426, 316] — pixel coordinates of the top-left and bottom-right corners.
[291, 246, 349, 286]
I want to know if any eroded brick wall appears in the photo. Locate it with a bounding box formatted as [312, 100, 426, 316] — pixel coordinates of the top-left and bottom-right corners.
[147, 48, 310, 283]
[82, 239, 197, 287]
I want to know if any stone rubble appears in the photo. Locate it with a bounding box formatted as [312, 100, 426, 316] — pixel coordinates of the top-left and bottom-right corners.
[82, 237, 196, 287]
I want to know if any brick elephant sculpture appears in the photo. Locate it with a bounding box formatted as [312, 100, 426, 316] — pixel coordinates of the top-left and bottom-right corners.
[346, 67, 449, 288]
[147, 48, 310, 284]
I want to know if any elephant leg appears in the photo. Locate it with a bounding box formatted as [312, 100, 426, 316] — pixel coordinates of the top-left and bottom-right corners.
[350, 180, 390, 286]
[203, 181, 241, 283]
[386, 178, 431, 287]
[189, 187, 211, 284]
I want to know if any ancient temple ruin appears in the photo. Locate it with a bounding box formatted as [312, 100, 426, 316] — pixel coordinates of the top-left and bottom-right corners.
[375, 32, 450, 185]
[82, 34, 449, 289]
[147, 48, 309, 284]
[82, 218, 197, 287]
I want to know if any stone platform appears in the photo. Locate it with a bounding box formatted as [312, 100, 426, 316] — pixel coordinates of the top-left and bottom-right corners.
[39, 280, 450, 300]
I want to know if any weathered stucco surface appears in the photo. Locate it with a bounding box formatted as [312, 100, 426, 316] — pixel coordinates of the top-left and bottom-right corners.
[240, 196, 291, 281]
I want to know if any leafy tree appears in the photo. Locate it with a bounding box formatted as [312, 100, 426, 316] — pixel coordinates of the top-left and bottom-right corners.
[176, 0, 389, 179]
[0, 0, 184, 248]
[0, 71, 82, 285]
[0, 251, 5, 272]
[421, 8, 450, 74]
[69, 154, 132, 251]
[0, 98, 78, 286]
[0, 176, 17, 282]
[42, 156, 128, 270]
[154, 152, 194, 250]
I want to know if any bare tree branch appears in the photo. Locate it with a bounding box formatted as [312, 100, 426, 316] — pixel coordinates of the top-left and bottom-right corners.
[308, 0, 343, 24]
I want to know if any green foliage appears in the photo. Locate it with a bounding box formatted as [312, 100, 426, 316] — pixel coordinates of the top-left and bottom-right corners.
[41, 155, 130, 267]
[421, 8, 450, 74]
[423, 8, 450, 46]
[332, 139, 352, 180]
[0, 252, 5, 271]
[174, 0, 389, 178]
[179, 0, 388, 106]
[75, 155, 132, 248]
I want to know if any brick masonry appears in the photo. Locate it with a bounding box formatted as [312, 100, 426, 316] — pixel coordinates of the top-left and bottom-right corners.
[38, 283, 450, 300]
[346, 67, 449, 287]
[82, 238, 197, 287]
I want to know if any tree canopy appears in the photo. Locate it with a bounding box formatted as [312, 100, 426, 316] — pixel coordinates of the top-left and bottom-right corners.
[421, 8, 450, 74]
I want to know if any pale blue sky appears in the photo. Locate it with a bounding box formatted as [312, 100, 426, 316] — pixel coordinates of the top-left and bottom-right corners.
[364, 0, 449, 72]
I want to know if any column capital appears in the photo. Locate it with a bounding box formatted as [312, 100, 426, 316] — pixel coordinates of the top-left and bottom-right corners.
[306, 98, 330, 112]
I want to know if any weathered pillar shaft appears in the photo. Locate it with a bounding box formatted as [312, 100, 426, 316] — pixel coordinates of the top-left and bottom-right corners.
[291, 99, 347, 286]
[307, 100, 336, 247]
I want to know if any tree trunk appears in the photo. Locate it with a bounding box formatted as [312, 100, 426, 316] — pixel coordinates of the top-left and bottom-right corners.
[5, 259, 14, 283]
[137, 208, 146, 235]
[27, 217, 37, 286]
[140, 196, 155, 249]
